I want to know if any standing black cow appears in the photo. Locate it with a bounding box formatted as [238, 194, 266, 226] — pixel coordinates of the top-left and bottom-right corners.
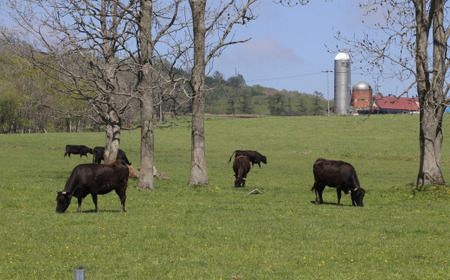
[56, 160, 129, 213]
[64, 145, 93, 158]
[228, 150, 267, 168]
[233, 155, 251, 188]
[311, 158, 365, 207]
[92, 146, 132, 165]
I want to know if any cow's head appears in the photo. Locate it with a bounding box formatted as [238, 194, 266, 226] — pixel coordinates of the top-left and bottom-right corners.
[56, 191, 72, 213]
[351, 187, 365, 207]
[261, 155, 267, 164]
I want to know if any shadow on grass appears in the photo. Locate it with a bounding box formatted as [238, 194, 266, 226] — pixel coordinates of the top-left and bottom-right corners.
[309, 201, 354, 207]
[80, 209, 122, 213]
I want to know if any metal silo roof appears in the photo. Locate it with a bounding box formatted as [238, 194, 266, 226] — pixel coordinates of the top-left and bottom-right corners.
[335, 52, 350, 61]
[352, 82, 372, 92]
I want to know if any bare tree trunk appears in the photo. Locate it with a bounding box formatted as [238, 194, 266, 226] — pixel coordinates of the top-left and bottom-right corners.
[415, 0, 447, 186]
[137, 0, 155, 189]
[188, 0, 209, 186]
[138, 92, 155, 189]
[104, 109, 121, 164]
[104, 124, 120, 163]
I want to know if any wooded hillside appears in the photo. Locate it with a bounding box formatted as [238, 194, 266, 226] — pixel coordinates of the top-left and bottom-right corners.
[0, 48, 330, 133]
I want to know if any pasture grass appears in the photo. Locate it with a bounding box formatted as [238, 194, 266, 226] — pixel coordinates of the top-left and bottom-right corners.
[0, 115, 449, 279]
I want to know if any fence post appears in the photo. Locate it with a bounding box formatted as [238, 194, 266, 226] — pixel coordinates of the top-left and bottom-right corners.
[74, 267, 85, 280]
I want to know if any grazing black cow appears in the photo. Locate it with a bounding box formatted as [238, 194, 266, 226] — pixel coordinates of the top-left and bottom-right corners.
[92, 146, 132, 165]
[56, 160, 129, 213]
[228, 150, 267, 168]
[64, 145, 93, 158]
[311, 158, 365, 207]
[233, 155, 251, 188]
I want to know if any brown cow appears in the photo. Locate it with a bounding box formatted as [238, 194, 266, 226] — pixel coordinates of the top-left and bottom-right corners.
[233, 155, 251, 188]
[56, 160, 129, 213]
[228, 150, 267, 168]
[311, 158, 365, 207]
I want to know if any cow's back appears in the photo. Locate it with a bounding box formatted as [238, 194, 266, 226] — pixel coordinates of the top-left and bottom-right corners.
[313, 158, 359, 189]
[65, 161, 129, 196]
[233, 155, 251, 173]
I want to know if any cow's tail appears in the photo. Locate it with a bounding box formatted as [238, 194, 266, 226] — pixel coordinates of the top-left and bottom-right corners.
[228, 150, 237, 163]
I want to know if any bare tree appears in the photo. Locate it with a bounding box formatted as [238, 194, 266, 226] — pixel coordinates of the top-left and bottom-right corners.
[3, 0, 138, 163]
[335, 0, 450, 186]
[414, 0, 450, 186]
[187, 0, 257, 185]
[131, 0, 182, 190]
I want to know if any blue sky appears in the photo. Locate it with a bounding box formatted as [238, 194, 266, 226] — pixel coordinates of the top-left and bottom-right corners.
[209, 1, 408, 98]
[0, 0, 412, 98]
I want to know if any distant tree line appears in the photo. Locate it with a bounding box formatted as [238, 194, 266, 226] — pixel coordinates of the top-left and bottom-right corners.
[205, 72, 330, 116]
[0, 44, 329, 134]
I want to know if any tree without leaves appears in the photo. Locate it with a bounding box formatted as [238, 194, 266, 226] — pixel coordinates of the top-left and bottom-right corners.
[132, 0, 182, 190]
[3, 0, 187, 189]
[335, 0, 450, 186]
[3, 0, 139, 163]
[186, 0, 258, 186]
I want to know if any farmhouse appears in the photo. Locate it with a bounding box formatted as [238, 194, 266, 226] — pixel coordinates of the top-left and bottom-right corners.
[370, 95, 420, 114]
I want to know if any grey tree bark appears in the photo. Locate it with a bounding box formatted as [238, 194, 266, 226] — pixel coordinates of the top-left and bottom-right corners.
[414, 0, 449, 186]
[188, 0, 209, 186]
[186, 0, 257, 186]
[133, 0, 180, 189]
[137, 0, 156, 189]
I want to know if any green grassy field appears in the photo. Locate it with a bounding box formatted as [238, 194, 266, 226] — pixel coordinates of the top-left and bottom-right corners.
[0, 115, 449, 279]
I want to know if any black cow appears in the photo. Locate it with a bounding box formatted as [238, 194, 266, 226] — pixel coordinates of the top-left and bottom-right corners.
[228, 150, 267, 168]
[233, 155, 251, 188]
[56, 160, 129, 213]
[311, 158, 365, 207]
[92, 146, 132, 165]
[64, 145, 93, 158]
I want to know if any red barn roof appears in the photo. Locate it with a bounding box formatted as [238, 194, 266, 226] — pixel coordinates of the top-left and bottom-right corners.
[373, 95, 419, 111]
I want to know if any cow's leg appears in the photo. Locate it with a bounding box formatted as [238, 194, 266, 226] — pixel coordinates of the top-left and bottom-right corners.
[242, 176, 246, 187]
[314, 183, 324, 204]
[91, 193, 99, 212]
[336, 189, 342, 205]
[115, 188, 126, 212]
[77, 198, 83, 212]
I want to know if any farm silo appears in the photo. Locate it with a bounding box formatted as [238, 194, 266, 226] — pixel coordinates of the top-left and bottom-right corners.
[334, 52, 351, 115]
[351, 82, 372, 114]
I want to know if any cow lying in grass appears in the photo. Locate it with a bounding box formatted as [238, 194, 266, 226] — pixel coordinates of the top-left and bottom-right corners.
[56, 160, 129, 213]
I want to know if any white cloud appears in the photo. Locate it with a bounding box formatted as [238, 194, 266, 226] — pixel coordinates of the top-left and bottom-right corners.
[211, 36, 303, 81]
